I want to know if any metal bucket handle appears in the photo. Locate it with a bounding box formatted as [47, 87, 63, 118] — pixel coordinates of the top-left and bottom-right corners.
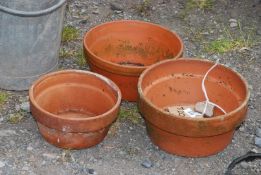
[0, 0, 66, 17]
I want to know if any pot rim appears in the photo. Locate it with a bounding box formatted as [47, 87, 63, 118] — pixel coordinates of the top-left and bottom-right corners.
[138, 58, 250, 122]
[29, 69, 122, 122]
[83, 19, 184, 76]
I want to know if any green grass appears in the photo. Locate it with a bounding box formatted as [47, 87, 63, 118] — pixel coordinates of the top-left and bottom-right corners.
[59, 48, 86, 67]
[0, 91, 8, 105]
[135, 0, 151, 16]
[187, 0, 214, 10]
[59, 48, 75, 58]
[62, 26, 79, 42]
[205, 23, 255, 54]
[181, 0, 214, 18]
[75, 49, 86, 67]
[118, 106, 141, 124]
[205, 38, 244, 53]
[60, 149, 73, 162]
[8, 112, 24, 124]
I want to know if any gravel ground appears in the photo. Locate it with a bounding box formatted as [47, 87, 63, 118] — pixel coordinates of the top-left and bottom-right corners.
[0, 0, 261, 175]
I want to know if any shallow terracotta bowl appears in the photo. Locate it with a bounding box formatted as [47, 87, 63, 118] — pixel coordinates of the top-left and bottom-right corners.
[138, 58, 249, 157]
[29, 70, 121, 149]
[83, 20, 183, 101]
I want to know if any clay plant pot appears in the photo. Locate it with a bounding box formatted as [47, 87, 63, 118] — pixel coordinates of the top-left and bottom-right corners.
[29, 70, 121, 149]
[83, 20, 183, 101]
[138, 58, 250, 157]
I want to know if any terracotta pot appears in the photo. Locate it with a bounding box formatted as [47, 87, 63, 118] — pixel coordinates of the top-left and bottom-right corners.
[138, 58, 250, 157]
[83, 20, 183, 101]
[29, 70, 121, 149]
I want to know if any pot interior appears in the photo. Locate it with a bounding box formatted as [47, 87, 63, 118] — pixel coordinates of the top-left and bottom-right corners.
[85, 21, 183, 67]
[140, 60, 248, 117]
[32, 72, 119, 119]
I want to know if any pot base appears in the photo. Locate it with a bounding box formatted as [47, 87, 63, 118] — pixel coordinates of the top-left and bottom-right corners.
[146, 121, 234, 157]
[37, 122, 109, 149]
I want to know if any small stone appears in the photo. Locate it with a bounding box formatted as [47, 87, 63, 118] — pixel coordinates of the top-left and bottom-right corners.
[110, 3, 123, 11]
[115, 10, 122, 14]
[239, 126, 245, 132]
[43, 153, 58, 160]
[254, 137, 261, 148]
[141, 160, 153, 168]
[240, 161, 249, 169]
[0, 161, 5, 168]
[80, 9, 87, 13]
[27, 146, 33, 151]
[229, 19, 237, 23]
[22, 166, 29, 171]
[119, 151, 125, 155]
[15, 104, 20, 111]
[9, 140, 15, 146]
[79, 19, 88, 25]
[20, 102, 30, 112]
[251, 148, 258, 153]
[230, 22, 238, 28]
[41, 161, 46, 166]
[92, 10, 99, 14]
[256, 127, 261, 137]
[88, 168, 95, 174]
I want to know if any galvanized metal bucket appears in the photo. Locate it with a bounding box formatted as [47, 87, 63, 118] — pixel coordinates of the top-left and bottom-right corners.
[0, 0, 66, 90]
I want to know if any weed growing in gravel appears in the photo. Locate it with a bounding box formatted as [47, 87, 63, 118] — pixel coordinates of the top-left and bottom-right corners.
[181, 0, 214, 18]
[118, 106, 141, 124]
[135, 0, 151, 16]
[8, 112, 24, 124]
[60, 149, 73, 162]
[187, 0, 214, 10]
[205, 23, 255, 54]
[62, 26, 79, 42]
[205, 39, 238, 53]
[75, 49, 86, 67]
[59, 48, 75, 58]
[59, 48, 86, 67]
[0, 91, 8, 105]
[126, 147, 139, 156]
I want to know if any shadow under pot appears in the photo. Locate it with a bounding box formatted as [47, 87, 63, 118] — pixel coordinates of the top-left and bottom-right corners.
[138, 58, 250, 157]
[29, 70, 121, 149]
[83, 20, 183, 102]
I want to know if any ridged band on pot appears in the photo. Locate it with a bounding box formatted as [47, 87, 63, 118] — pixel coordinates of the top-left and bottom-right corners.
[83, 20, 184, 101]
[88, 62, 140, 102]
[29, 70, 122, 149]
[37, 122, 110, 149]
[138, 58, 250, 157]
[145, 121, 235, 157]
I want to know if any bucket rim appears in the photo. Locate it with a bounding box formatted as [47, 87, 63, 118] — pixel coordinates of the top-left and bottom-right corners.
[0, 0, 66, 17]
